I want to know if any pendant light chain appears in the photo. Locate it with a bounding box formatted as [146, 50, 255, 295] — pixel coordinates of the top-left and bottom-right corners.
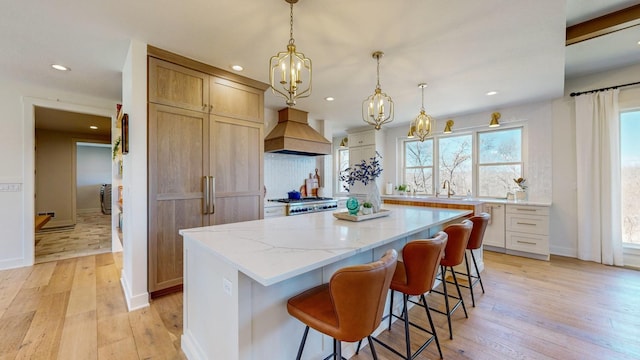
[289, 2, 294, 45]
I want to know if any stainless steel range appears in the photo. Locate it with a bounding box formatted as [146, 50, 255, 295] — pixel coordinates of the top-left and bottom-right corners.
[268, 197, 338, 216]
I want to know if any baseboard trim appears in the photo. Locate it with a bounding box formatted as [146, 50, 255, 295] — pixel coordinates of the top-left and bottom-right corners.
[120, 271, 149, 311]
[0, 256, 33, 271]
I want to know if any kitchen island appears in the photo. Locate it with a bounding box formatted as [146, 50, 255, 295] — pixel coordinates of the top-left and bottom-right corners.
[179, 204, 472, 360]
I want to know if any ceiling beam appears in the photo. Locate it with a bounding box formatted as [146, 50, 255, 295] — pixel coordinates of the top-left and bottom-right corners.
[566, 4, 640, 45]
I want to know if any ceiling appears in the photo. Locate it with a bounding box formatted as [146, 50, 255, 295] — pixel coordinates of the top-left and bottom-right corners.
[35, 107, 111, 136]
[3, 0, 640, 135]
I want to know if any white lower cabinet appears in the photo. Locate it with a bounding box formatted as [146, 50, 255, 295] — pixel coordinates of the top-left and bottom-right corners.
[505, 204, 550, 260]
[482, 203, 505, 248]
[264, 204, 286, 218]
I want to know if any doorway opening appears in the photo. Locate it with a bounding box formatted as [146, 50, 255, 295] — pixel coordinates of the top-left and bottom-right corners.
[34, 106, 114, 263]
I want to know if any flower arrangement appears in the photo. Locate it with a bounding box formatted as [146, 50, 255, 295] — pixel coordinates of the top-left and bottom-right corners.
[513, 177, 527, 190]
[339, 152, 383, 191]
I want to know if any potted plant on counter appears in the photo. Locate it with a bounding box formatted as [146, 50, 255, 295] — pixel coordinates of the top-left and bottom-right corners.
[361, 202, 373, 215]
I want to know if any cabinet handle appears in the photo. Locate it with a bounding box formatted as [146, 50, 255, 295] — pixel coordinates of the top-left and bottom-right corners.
[517, 240, 537, 245]
[516, 208, 537, 212]
[209, 104, 213, 113]
[209, 176, 215, 214]
[516, 222, 537, 226]
[203, 176, 210, 215]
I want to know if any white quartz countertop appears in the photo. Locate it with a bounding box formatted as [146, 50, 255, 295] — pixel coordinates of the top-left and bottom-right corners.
[179, 204, 471, 286]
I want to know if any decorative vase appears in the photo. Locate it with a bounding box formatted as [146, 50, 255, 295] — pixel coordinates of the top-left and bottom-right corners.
[346, 197, 360, 215]
[361, 207, 372, 215]
[366, 182, 382, 213]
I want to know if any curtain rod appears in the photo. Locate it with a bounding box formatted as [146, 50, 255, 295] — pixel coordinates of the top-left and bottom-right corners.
[570, 81, 640, 97]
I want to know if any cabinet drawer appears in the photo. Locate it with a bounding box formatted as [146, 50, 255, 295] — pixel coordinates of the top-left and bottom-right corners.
[264, 206, 286, 218]
[506, 213, 548, 235]
[506, 231, 549, 255]
[506, 204, 549, 216]
[348, 131, 375, 146]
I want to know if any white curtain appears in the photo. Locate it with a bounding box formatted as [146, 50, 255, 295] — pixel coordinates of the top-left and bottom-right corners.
[575, 89, 623, 266]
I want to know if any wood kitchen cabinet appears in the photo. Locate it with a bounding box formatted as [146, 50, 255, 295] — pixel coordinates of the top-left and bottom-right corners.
[147, 47, 268, 295]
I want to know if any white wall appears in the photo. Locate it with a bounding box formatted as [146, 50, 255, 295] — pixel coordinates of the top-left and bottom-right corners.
[120, 39, 149, 310]
[77, 144, 111, 212]
[0, 78, 115, 270]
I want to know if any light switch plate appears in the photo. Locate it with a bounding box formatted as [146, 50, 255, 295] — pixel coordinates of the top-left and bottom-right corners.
[0, 183, 21, 192]
[222, 278, 232, 296]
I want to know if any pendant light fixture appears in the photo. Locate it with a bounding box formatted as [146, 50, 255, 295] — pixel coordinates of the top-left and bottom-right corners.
[362, 51, 394, 130]
[269, 0, 311, 107]
[489, 112, 501, 127]
[408, 83, 435, 141]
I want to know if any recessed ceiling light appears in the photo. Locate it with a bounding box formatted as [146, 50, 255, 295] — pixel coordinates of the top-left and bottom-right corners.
[89, 126, 98, 130]
[325, 97, 335, 101]
[231, 65, 243, 71]
[51, 64, 70, 71]
[486, 91, 498, 96]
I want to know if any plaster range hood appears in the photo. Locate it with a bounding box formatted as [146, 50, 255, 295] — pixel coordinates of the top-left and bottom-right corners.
[264, 107, 331, 156]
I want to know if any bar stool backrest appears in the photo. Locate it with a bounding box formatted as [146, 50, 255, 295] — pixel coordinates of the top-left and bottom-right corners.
[441, 220, 473, 267]
[329, 249, 398, 342]
[467, 212, 490, 250]
[401, 232, 448, 295]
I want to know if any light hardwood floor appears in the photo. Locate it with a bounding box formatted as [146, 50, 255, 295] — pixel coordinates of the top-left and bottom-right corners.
[0, 251, 638, 359]
[35, 211, 112, 264]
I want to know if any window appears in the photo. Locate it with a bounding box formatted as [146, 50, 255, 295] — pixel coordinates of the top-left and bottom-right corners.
[404, 139, 433, 194]
[337, 148, 349, 193]
[439, 134, 472, 196]
[621, 110, 640, 245]
[478, 128, 523, 198]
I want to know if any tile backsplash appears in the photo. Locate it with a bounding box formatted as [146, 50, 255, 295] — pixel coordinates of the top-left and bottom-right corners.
[264, 153, 318, 199]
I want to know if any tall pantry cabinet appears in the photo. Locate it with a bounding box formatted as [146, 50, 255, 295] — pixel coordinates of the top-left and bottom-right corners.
[147, 47, 268, 295]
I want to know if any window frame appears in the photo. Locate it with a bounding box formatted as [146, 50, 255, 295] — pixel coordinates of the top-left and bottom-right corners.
[399, 124, 526, 199]
[476, 126, 525, 198]
[401, 138, 435, 195]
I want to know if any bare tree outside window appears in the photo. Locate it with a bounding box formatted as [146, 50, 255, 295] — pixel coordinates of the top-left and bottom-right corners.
[478, 128, 523, 198]
[404, 139, 433, 194]
[621, 110, 640, 244]
[439, 135, 472, 196]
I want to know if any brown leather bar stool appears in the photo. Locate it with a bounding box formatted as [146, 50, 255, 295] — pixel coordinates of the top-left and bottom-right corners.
[365, 232, 448, 360]
[430, 219, 473, 340]
[456, 212, 490, 307]
[287, 249, 398, 360]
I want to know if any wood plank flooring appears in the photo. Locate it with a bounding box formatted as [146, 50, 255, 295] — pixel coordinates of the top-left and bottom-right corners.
[0, 251, 637, 359]
[35, 211, 112, 264]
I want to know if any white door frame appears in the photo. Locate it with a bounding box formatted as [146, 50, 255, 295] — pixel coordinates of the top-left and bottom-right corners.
[23, 97, 116, 266]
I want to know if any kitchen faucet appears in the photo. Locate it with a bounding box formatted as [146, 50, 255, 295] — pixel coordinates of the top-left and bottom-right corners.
[442, 180, 455, 198]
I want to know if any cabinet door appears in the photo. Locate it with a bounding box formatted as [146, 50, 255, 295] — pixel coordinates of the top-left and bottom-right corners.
[148, 103, 210, 293]
[210, 77, 264, 123]
[211, 116, 263, 225]
[483, 203, 506, 248]
[148, 57, 209, 112]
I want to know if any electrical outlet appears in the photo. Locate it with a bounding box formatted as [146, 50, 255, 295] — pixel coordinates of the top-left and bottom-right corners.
[222, 278, 232, 296]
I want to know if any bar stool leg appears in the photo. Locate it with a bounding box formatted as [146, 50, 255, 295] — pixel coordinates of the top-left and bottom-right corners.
[388, 289, 395, 331]
[402, 294, 411, 359]
[296, 326, 309, 360]
[450, 268, 468, 318]
[440, 265, 454, 340]
[367, 336, 379, 360]
[464, 252, 476, 307]
[471, 250, 485, 293]
[421, 294, 442, 359]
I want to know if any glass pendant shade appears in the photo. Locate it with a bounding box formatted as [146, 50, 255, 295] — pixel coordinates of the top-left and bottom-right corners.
[408, 83, 434, 141]
[269, 0, 311, 107]
[362, 51, 394, 130]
